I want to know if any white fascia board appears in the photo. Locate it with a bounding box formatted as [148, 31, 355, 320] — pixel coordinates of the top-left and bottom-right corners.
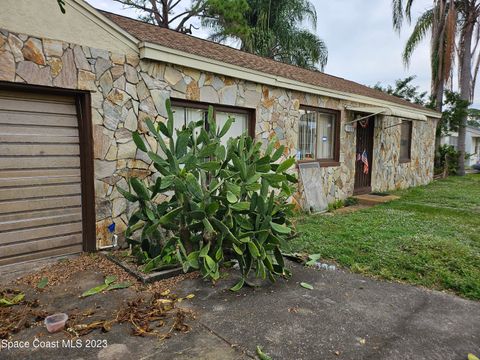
[467, 126, 480, 136]
[140, 42, 441, 119]
[71, 0, 139, 52]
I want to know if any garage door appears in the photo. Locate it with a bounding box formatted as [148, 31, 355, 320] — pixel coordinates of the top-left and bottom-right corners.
[0, 90, 84, 266]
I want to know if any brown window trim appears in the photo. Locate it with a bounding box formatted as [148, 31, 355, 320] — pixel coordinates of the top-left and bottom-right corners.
[171, 98, 256, 138]
[297, 105, 341, 167]
[399, 120, 413, 163]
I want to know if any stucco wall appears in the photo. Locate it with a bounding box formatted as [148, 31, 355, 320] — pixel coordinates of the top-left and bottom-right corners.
[0, 0, 137, 55]
[442, 127, 480, 166]
[0, 28, 436, 247]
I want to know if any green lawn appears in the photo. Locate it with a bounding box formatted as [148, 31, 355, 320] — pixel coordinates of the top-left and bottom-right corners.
[287, 175, 480, 300]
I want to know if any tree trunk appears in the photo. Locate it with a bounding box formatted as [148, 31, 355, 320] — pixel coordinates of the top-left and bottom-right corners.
[433, 80, 444, 168]
[457, 12, 474, 176]
[432, 1, 446, 168]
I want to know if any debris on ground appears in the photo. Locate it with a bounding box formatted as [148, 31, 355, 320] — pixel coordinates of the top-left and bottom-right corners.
[16, 254, 136, 289]
[300, 282, 314, 290]
[67, 290, 195, 340]
[283, 252, 338, 271]
[282, 252, 308, 263]
[305, 254, 321, 266]
[0, 290, 25, 307]
[80, 275, 132, 298]
[1, 253, 200, 342]
[36, 277, 48, 290]
[44, 313, 68, 333]
[312, 262, 337, 271]
[256, 345, 273, 360]
[145, 271, 199, 294]
[15, 253, 200, 295]
[0, 299, 46, 339]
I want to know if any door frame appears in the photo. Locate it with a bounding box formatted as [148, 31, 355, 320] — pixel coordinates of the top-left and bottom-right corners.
[0, 82, 96, 252]
[353, 115, 375, 195]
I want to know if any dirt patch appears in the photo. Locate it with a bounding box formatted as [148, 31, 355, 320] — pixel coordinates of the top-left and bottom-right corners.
[331, 204, 371, 214]
[14, 253, 199, 292]
[1, 253, 200, 341]
[15, 253, 135, 289]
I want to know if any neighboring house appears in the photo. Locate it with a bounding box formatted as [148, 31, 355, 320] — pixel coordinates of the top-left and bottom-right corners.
[441, 126, 480, 166]
[0, 0, 441, 266]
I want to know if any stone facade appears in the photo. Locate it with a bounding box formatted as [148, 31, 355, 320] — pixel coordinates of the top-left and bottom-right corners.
[0, 28, 437, 247]
[371, 116, 436, 191]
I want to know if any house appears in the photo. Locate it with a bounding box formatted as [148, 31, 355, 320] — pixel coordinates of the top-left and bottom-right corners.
[441, 126, 480, 166]
[0, 0, 441, 266]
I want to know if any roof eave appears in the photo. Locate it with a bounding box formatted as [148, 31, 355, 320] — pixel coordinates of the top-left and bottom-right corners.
[140, 41, 442, 119]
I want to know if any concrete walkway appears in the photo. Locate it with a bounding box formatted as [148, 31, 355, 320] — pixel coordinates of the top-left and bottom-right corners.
[1, 261, 479, 360]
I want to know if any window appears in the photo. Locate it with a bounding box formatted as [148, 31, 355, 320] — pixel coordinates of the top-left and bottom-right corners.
[297, 106, 340, 165]
[171, 100, 252, 145]
[400, 120, 412, 162]
[449, 136, 458, 150]
[216, 111, 248, 147]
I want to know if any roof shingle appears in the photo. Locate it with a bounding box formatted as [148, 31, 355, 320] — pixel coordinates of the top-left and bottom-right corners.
[101, 10, 438, 115]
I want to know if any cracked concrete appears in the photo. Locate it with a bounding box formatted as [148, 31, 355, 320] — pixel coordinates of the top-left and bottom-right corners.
[180, 262, 480, 360]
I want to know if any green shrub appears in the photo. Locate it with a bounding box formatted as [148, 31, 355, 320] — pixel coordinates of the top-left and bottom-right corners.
[327, 199, 344, 212]
[118, 99, 297, 290]
[344, 197, 359, 207]
[436, 144, 460, 175]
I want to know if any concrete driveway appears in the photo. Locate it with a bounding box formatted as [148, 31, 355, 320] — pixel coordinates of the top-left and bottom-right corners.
[1, 260, 479, 360]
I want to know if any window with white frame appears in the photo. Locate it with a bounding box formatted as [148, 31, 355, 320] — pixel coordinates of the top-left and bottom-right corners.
[172, 101, 250, 144]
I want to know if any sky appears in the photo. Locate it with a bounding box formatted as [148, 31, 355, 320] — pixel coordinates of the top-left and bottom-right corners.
[86, 0, 480, 108]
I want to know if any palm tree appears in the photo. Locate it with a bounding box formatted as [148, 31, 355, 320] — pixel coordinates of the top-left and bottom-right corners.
[203, 0, 328, 71]
[392, 0, 457, 112]
[455, 0, 480, 175]
[392, 0, 480, 175]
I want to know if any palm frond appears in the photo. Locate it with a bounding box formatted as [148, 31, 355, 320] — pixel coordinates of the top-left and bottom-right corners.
[443, 1, 457, 80]
[392, 0, 404, 31]
[275, 29, 328, 70]
[403, 8, 434, 66]
[202, 0, 325, 70]
[392, 0, 415, 31]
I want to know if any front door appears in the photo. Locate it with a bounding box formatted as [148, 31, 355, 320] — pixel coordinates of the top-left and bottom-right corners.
[354, 116, 375, 194]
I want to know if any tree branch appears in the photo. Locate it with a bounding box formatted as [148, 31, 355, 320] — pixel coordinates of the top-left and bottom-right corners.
[173, 2, 207, 32]
[113, 0, 154, 14]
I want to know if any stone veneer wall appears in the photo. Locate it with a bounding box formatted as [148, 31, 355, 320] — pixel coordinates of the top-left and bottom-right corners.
[371, 116, 436, 192]
[0, 28, 436, 247]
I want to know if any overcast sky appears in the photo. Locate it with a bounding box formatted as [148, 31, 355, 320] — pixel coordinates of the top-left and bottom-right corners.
[87, 0, 480, 108]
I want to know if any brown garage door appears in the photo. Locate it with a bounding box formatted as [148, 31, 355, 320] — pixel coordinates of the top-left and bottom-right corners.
[0, 91, 83, 266]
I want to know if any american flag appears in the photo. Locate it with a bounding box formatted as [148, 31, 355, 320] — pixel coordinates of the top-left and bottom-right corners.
[361, 150, 369, 174]
[357, 150, 369, 174]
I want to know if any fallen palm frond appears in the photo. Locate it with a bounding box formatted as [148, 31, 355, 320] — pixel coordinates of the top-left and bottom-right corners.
[66, 291, 194, 340]
[0, 298, 46, 339]
[0, 290, 25, 307]
[115, 291, 194, 340]
[80, 275, 132, 298]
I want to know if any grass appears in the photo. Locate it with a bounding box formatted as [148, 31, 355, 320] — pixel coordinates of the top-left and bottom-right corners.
[287, 174, 480, 300]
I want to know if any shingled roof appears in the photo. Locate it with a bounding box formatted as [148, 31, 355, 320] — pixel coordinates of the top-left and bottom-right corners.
[101, 10, 438, 116]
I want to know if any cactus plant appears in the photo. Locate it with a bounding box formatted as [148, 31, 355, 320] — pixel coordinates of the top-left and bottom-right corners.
[118, 99, 297, 290]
